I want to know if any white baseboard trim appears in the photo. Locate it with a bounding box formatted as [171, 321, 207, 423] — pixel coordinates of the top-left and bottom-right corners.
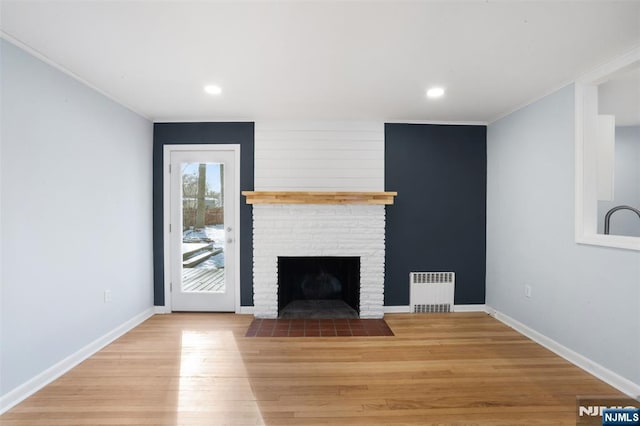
[384, 305, 411, 313]
[238, 306, 255, 315]
[0, 307, 155, 415]
[239, 305, 487, 316]
[383, 305, 487, 314]
[486, 305, 640, 400]
[453, 304, 487, 312]
[154, 306, 255, 315]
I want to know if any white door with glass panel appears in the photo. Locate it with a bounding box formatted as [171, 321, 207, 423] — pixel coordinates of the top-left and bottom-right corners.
[166, 147, 238, 312]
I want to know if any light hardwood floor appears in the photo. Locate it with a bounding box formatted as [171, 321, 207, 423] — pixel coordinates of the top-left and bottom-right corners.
[1, 313, 626, 425]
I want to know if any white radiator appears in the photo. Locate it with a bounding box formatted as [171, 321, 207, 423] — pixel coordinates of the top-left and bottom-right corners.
[410, 272, 455, 313]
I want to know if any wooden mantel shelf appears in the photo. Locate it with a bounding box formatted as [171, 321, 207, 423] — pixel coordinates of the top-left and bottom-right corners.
[242, 191, 397, 205]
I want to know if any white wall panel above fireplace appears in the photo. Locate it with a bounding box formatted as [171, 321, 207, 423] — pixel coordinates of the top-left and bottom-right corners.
[255, 121, 384, 191]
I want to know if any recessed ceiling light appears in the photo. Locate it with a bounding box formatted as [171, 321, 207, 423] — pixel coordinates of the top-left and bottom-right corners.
[426, 87, 445, 99]
[204, 85, 222, 95]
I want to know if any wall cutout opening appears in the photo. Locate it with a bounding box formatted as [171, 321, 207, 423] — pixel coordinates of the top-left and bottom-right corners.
[278, 256, 360, 319]
[575, 46, 640, 250]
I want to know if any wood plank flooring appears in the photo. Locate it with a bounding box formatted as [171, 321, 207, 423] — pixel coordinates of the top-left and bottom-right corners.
[1, 313, 628, 425]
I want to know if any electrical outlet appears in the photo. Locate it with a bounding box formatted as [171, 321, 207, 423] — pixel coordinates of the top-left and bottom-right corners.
[524, 285, 532, 299]
[104, 290, 112, 303]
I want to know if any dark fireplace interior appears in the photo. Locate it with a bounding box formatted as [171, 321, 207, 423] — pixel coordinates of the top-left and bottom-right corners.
[278, 256, 360, 319]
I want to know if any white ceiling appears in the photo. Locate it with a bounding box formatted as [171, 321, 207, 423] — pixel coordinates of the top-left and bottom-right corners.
[1, 1, 639, 123]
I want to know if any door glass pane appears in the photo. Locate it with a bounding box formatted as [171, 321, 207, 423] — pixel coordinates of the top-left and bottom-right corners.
[181, 162, 225, 292]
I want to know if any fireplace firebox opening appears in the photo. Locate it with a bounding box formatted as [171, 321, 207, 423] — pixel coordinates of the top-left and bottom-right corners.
[277, 256, 360, 319]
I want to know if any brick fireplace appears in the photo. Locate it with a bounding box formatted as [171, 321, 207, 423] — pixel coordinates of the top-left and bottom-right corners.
[245, 192, 395, 319]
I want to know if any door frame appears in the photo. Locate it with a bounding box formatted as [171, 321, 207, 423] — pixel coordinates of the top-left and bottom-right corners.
[162, 144, 242, 313]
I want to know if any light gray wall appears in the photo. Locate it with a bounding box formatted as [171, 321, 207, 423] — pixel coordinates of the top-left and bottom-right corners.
[487, 85, 640, 386]
[598, 126, 640, 237]
[0, 40, 154, 395]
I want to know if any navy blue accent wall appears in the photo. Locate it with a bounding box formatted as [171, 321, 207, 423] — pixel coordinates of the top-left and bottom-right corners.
[153, 122, 255, 306]
[384, 123, 486, 306]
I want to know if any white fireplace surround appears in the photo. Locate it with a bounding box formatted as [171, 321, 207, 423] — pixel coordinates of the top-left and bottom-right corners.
[252, 204, 386, 318]
[251, 121, 387, 318]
